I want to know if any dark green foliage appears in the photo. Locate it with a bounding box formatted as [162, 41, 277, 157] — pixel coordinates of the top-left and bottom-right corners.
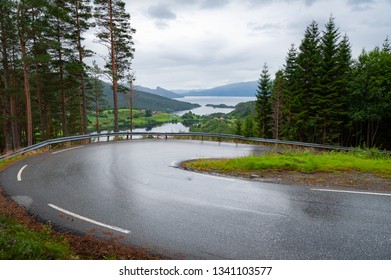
[271, 70, 285, 140]
[0, 217, 73, 260]
[243, 116, 257, 137]
[229, 101, 256, 119]
[349, 47, 391, 147]
[248, 16, 390, 148]
[295, 20, 322, 143]
[255, 63, 272, 138]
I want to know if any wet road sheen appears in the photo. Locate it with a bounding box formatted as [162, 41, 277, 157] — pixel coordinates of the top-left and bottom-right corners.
[1, 140, 390, 259]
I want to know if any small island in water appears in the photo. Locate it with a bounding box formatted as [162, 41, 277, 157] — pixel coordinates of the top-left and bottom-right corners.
[205, 104, 236, 109]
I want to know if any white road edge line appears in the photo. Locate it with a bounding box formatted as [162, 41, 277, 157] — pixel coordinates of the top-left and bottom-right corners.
[48, 204, 131, 234]
[17, 165, 28, 182]
[52, 146, 84, 155]
[312, 188, 391, 197]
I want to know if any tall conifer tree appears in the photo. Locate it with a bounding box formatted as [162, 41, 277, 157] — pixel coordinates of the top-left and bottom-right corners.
[94, 0, 135, 132]
[296, 20, 322, 142]
[319, 16, 343, 144]
[271, 70, 285, 140]
[256, 63, 272, 138]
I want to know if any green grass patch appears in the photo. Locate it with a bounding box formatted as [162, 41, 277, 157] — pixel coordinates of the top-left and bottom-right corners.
[184, 149, 391, 178]
[0, 217, 74, 260]
[88, 109, 182, 132]
[0, 155, 25, 169]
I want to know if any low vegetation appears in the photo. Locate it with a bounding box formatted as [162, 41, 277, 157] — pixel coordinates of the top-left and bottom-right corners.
[88, 109, 183, 132]
[0, 217, 74, 260]
[183, 149, 391, 179]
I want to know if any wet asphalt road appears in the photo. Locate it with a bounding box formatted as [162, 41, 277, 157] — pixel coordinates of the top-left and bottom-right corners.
[1, 140, 390, 259]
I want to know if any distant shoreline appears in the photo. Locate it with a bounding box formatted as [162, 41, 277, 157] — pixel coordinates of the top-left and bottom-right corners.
[205, 104, 236, 109]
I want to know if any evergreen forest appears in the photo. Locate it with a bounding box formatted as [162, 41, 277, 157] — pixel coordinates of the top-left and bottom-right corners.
[0, 0, 135, 153]
[255, 17, 391, 149]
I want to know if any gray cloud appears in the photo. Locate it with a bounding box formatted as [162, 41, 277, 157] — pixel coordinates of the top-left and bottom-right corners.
[346, 0, 375, 11]
[304, 0, 317, 6]
[147, 3, 177, 20]
[124, 0, 391, 89]
[200, 0, 230, 9]
[248, 22, 283, 32]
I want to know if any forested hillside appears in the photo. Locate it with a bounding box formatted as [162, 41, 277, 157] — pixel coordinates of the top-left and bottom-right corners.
[102, 82, 199, 112]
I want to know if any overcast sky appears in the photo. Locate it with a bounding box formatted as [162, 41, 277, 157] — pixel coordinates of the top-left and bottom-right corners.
[92, 0, 391, 90]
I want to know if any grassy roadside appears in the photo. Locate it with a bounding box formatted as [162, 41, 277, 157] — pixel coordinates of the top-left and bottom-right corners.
[182, 149, 391, 182]
[0, 155, 161, 260]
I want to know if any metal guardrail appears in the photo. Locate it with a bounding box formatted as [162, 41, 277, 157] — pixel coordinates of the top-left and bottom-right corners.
[0, 132, 360, 161]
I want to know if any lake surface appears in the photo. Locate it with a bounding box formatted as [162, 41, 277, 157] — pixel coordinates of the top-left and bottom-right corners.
[133, 122, 189, 133]
[174, 96, 256, 116]
[94, 96, 255, 137]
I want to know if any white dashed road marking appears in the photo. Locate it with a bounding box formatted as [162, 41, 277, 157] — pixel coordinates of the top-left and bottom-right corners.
[17, 165, 28, 182]
[52, 146, 84, 155]
[48, 204, 131, 234]
[312, 188, 391, 197]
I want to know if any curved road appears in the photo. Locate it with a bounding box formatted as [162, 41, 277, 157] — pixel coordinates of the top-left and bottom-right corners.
[1, 140, 390, 259]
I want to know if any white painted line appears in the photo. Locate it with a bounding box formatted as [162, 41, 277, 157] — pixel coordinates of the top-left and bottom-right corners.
[48, 204, 131, 234]
[17, 165, 28, 182]
[196, 172, 237, 182]
[52, 146, 84, 155]
[312, 188, 391, 197]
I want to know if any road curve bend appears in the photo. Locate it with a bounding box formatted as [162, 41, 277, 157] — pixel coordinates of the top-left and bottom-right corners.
[1, 140, 390, 259]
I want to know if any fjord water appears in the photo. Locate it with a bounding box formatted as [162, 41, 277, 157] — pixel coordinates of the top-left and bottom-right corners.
[174, 96, 256, 116]
[94, 96, 255, 136]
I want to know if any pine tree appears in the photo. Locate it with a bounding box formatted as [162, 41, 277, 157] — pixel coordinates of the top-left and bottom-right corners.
[350, 46, 391, 147]
[255, 63, 272, 138]
[382, 36, 391, 52]
[271, 70, 285, 140]
[243, 116, 256, 138]
[318, 16, 344, 144]
[16, 0, 44, 146]
[282, 44, 299, 140]
[68, 0, 94, 134]
[296, 20, 322, 143]
[87, 61, 106, 133]
[94, 0, 135, 132]
[336, 34, 353, 145]
[0, 0, 20, 151]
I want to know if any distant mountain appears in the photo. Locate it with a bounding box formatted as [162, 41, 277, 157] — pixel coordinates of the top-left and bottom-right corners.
[134, 85, 183, 99]
[103, 82, 199, 112]
[182, 81, 258, 97]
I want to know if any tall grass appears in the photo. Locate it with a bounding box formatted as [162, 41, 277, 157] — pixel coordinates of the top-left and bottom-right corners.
[184, 148, 391, 178]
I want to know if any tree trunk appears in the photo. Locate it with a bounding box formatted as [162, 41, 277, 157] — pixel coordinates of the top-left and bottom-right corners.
[95, 78, 100, 134]
[19, 37, 33, 146]
[75, 1, 88, 135]
[57, 22, 68, 137]
[109, 0, 119, 132]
